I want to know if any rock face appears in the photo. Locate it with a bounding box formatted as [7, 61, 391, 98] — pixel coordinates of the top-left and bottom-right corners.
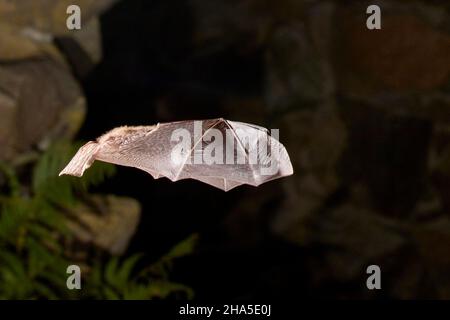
[268, 1, 450, 298]
[335, 4, 450, 94]
[66, 195, 141, 255]
[181, 0, 450, 298]
[0, 0, 117, 62]
[0, 0, 117, 35]
[0, 59, 85, 161]
[0, 0, 118, 160]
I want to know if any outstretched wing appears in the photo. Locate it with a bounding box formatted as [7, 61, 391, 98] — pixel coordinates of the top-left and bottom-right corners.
[59, 119, 293, 191]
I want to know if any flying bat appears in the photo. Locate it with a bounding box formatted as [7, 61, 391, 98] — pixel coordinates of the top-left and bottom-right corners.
[59, 118, 293, 191]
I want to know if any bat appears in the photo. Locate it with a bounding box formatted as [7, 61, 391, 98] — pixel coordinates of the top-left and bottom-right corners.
[59, 118, 293, 191]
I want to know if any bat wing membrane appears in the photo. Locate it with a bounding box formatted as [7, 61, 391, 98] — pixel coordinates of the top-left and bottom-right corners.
[61, 119, 293, 191]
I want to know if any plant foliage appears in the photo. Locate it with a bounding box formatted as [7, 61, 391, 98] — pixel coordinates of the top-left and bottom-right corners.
[0, 141, 195, 299]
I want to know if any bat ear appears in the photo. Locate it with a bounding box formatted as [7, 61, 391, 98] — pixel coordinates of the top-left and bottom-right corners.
[59, 141, 100, 177]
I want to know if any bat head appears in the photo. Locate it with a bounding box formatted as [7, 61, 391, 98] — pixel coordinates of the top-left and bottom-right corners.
[97, 125, 157, 147]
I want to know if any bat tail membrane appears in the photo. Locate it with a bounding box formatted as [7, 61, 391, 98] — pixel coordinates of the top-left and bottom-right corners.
[194, 176, 243, 192]
[59, 141, 100, 177]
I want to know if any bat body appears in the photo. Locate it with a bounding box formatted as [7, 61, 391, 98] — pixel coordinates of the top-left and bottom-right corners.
[60, 119, 293, 191]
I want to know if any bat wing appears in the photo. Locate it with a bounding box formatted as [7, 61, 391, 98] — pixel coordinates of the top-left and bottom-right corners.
[60, 119, 293, 191]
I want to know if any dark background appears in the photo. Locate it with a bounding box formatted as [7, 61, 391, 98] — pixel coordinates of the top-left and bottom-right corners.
[1, 0, 450, 299]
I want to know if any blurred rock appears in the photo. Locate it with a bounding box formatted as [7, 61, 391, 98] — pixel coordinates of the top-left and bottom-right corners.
[0, 58, 85, 161]
[271, 105, 347, 243]
[190, 0, 298, 53]
[243, 0, 450, 299]
[0, 1, 114, 156]
[66, 195, 141, 255]
[334, 2, 450, 94]
[55, 17, 103, 77]
[312, 201, 406, 282]
[0, 23, 64, 61]
[265, 25, 324, 111]
[265, 2, 336, 112]
[0, 0, 116, 67]
[69, 17, 102, 65]
[401, 217, 450, 299]
[0, 0, 117, 35]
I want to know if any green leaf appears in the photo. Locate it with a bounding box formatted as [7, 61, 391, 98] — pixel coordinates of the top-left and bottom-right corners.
[163, 234, 198, 261]
[117, 254, 142, 285]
